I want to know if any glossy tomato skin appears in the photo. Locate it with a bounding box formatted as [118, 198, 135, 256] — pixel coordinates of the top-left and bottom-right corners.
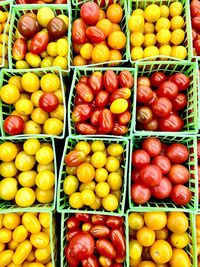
[90, 225, 110, 238]
[105, 216, 123, 229]
[137, 106, 153, 124]
[168, 164, 190, 184]
[72, 103, 93, 123]
[110, 229, 126, 258]
[75, 123, 97, 135]
[76, 82, 94, 102]
[98, 109, 114, 134]
[30, 31, 49, 55]
[157, 81, 178, 100]
[66, 228, 81, 242]
[137, 86, 153, 103]
[171, 93, 187, 110]
[147, 91, 157, 107]
[119, 71, 134, 88]
[82, 255, 99, 267]
[170, 73, 190, 91]
[110, 88, 131, 103]
[117, 110, 131, 125]
[75, 95, 84, 105]
[131, 169, 140, 183]
[150, 72, 167, 87]
[65, 245, 79, 267]
[111, 123, 128, 135]
[39, 92, 59, 112]
[72, 19, 86, 44]
[103, 70, 119, 94]
[4, 115, 24, 135]
[47, 17, 67, 40]
[166, 143, 189, 163]
[131, 183, 151, 204]
[88, 72, 103, 94]
[86, 26, 106, 43]
[90, 108, 102, 126]
[158, 114, 183, 132]
[142, 137, 162, 157]
[192, 17, 200, 31]
[152, 97, 172, 117]
[170, 185, 192, 206]
[191, 0, 200, 17]
[194, 39, 200, 55]
[80, 76, 89, 85]
[152, 155, 171, 175]
[137, 77, 151, 87]
[92, 215, 106, 225]
[142, 117, 159, 131]
[95, 91, 109, 108]
[17, 14, 40, 39]
[75, 214, 91, 222]
[80, 2, 100, 25]
[66, 216, 80, 230]
[65, 150, 85, 167]
[140, 164, 162, 187]
[13, 38, 27, 60]
[151, 177, 172, 199]
[132, 149, 150, 169]
[96, 239, 116, 259]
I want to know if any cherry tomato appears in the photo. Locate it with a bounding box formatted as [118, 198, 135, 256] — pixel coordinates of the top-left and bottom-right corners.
[66, 216, 80, 231]
[111, 123, 128, 135]
[170, 73, 190, 91]
[65, 150, 86, 167]
[142, 117, 159, 131]
[76, 82, 93, 102]
[140, 164, 162, 187]
[105, 216, 123, 229]
[103, 70, 118, 94]
[137, 106, 153, 124]
[170, 185, 192, 205]
[191, 0, 200, 17]
[168, 164, 190, 184]
[131, 183, 151, 204]
[98, 109, 114, 134]
[192, 16, 200, 31]
[39, 92, 59, 112]
[91, 215, 106, 225]
[166, 143, 189, 163]
[95, 91, 109, 108]
[65, 245, 79, 267]
[151, 177, 172, 199]
[96, 239, 116, 259]
[75, 123, 97, 135]
[118, 110, 131, 125]
[13, 38, 27, 60]
[47, 17, 67, 40]
[157, 81, 178, 100]
[86, 26, 105, 43]
[119, 70, 134, 88]
[159, 114, 183, 132]
[152, 97, 172, 117]
[131, 169, 140, 183]
[132, 149, 150, 169]
[110, 88, 131, 103]
[150, 72, 167, 87]
[30, 31, 49, 55]
[66, 228, 81, 242]
[80, 2, 100, 25]
[17, 14, 40, 39]
[110, 229, 125, 258]
[142, 137, 162, 157]
[137, 77, 151, 87]
[137, 86, 153, 103]
[75, 214, 91, 222]
[4, 115, 24, 135]
[88, 71, 103, 94]
[90, 225, 110, 238]
[90, 108, 102, 126]
[171, 93, 187, 110]
[82, 255, 99, 267]
[195, 39, 200, 55]
[152, 155, 171, 175]
[72, 103, 93, 123]
[72, 19, 86, 44]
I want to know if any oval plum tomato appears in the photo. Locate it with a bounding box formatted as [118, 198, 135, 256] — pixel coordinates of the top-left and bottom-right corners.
[82, 255, 99, 267]
[86, 26, 106, 43]
[152, 155, 171, 175]
[96, 239, 116, 259]
[17, 14, 40, 39]
[171, 93, 187, 110]
[65, 150, 86, 167]
[150, 72, 167, 87]
[132, 149, 150, 169]
[4, 115, 24, 135]
[65, 245, 79, 267]
[151, 177, 172, 199]
[110, 229, 126, 258]
[91, 215, 106, 225]
[103, 70, 119, 94]
[90, 225, 110, 238]
[75, 123, 97, 135]
[137, 106, 153, 124]
[131, 183, 151, 204]
[191, 0, 200, 17]
[168, 164, 190, 184]
[192, 17, 200, 31]
[76, 82, 94, 102]
[142, 117, 159, 131]
[75, 213, 91, 222]
[159, 114, 183, 132]
[110, 88, 131, 103]
[117, 110, 131, 125]
[80, 2, 100, 25]
[119, 71, 134, 88]
[30, 31, 49, 55]
[142, 137, 162, 157]
[140, 164, 162, 187]
[72, 19, 86, 44]
[170, 73, 190, 91]
[110, 123, 128, 135]
[137, 77, 151, 87]
[170, 185, 192, 205]
[98, 109, 114, 134]
[194, 39, 200, 55]
[90, 109, 102, 126]
[66, 216, 80, 230]
[166, 143, 189, 164]
[137, 86, 153, 103]
[131, 169, 140, 183]
[157, 81, 178, 100]
[72, 103, 93, 123]
[39, 92, 59, 113]
[152, 97, 172, 117]
[95, 91, 109, 108]
[105, 216, 123, 229]
[12, 38, 27, 61]
[88, 71, 103, 94]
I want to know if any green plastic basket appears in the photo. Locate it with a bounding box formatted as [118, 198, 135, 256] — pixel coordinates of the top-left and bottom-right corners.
[57, 136, 129, 215]
[128, 134, 198, 212]
[126, 210, 197, 267]
[8, 4, 71, 73]
[0, 67, 67, 139]
[128, 0, 192, 63]
[197, 59, 200, 130]
[71, 0, 129, 68]
[132, 61, 198, 134]
[0, 136, 57, 212]
[68, 67, 136, 138]
[195, 214, 199, 266]
[61, 212, 127, 267]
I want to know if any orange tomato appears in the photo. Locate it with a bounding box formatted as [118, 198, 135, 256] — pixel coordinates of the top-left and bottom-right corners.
[169, 248, 191, 267]
[144, 212, 167, 230]
[96, 19, 113, 37]
[99, 9, 106, 20]
[136, 226, 155, 247]
[167, 212, 188, 234]
[108, 50, 122, 65]
[73, 55, 87, 66]
[108, 31, 126, 50]
[138, 261, 156, 267]
[155, 227, 169, 240]
[196, 215, 200, 228]
[150, 240, 172, 264]
[112, 23, 121, 32]
[77, 163, 95, 183]
[106, 4, 123, 23]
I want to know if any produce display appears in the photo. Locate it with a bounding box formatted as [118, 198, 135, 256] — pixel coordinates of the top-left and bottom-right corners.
[0, 212, 54, 266]
[0, 138, 55, 207]
[128, 211, 192, 266]
[0, 3, 9, 68]
[64, 213, 126, 267]
[131, 137, 193, 206]
[72, 2, 127, 66]
[197, 214, 200, 265]
[0, 71, 65, 137]
[15, 0, 67, 4]
[190, 0, 200, 56]
[11, 6, 69, 70]
[129, 2, 187, 61]
[71, 69, 134, 136]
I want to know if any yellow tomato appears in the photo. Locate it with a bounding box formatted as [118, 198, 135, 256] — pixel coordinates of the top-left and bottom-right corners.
[23, 120, 42, 134]
[155, 227, 169, 240]
[69, 192, 84, 209]
[160, 5, 169, 18]
[36, 170, 55, 191]
[0, 84, 20, 104]
[47, 42, 57, 57]
[77, 163, 95, 183]
[107, 172, 122, 190]
[89, 195, 101, 210]
[63, 175, 79, 195]
[37, 162, 54, 173]
[22, 212, 41, 234]
[128, 15, 144, 32]
[95, 182, 110, 198]
[81, 189, 95, 205]
[15, 151, 36, 172]
[159, 44, 172, 57]
[144, 22, 154, 34]
[43, 118, 63, 135]
[138, 262, 156, 267]
[31, 108, 49, 124]
[136, 226, 155, 247]
[8, 240, 18, 251]
[13, 240, 32, 265]
[8, 75, 23, 92]
[0, 161, 18, 177]
[167, 212, 188, 234]
[41, 73, 60, 92]
[58, 14, 69, 28]
[96, 19, 113, 37]
[53, 56, 68, 69]
[0, 142, 18, 161]
[132, 9, 144, 16]
[131, 47, 144, 60]
[91, 151, 107, 168]
[171, 45, 187, 60]
[170, 16, 184, 30]
[16, 60, 30, 69]
[92, 44, 110, 63]
[0, 243, 5, 253]
[129, 240, 143, 260]
[107, 144, 123, 156]
[23, 139, 41, 155]
[30, 90, 44, 107]
[35, 245, 51, 262]
[35, 146, 54, 165]
[108, 31, 126, 50]
[57, 38, 68, 57]
[144, 212, 167, 230]
[41, 56, 54, 68]
[144, 4, 161, 23]
[3, 213, 20, 230]
[170, 232, 189, 249]
[105, 156, 120, 172]
[170, 29, 185, 45]
[150, 240, 172, 264]
[30, 232, 49, 249]
[15, 187, 35, 207]
[155, 18, 170, 31]
[39, 213, 50, 229]
[0, 228, 12, 243]
[169, 2, 183, 17]
[13, 225, 28, 243]
[73, 55, 87, 66]
[102, 194, 118, 211]
[108, 49, 122, 66]
[79, 181, 96, 192]
[143, 33, 156, 47]
[144, 46, 159, 58]
[75, 141, 91, 155]
[130, 32, 144, 47]
[156, 29, 171, 44]
[37, 7, 54, 27]
[128, 212, 144, 230]
[80, 43, 94, 60]
[15, 99, 34, 115]
[53, 89, 63, 104]
[91, 141, 105, 152]
[0, 178, 17, 200]
[35, 188, 54, 204]
[0, 250, 14, 267]
[21, 72, 40, 93]
[110, 98, 128, 114]
[95, 168, 108, 182]
[169, 248, 191, 267]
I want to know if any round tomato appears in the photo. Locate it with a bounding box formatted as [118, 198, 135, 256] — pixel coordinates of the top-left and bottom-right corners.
[171, 93, 187, 110]
[142, 137, 162, 157]
[151, 177, 172, 199]
[166, 143, 189, 163]
[132, 149, 150, 169]
[191, 0, 200, 17]
[170, 185, 192, 205]
[168, 164, 190, 184]
[137, 77, 151, 87]
[80, 2, 100, 25]
[137, 86, 153, 103]
[131, 169, 140, 183]
[142, 117, 159, 131]
[157, 81, 178, 100]
[152, 97, 172, 117]
[158, 114, 183, 132]
[170, 73, 190, 91]
[140, 164, 162, 187]
[150, 240, 172, 264]
[131, 183, 151, 204]
[39, 92, 59, 113]
[137, 106, 153, 124]
[194, 39, 200, 55]
[4, 115, 24, 135]
[152, 155, 171, 175]
[150, 72, 167, 87]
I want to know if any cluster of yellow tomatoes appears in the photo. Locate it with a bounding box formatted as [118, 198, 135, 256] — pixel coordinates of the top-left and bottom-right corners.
[0, 9, 9, 67]
[0, 139, 55, 207]
[129, 2, 187, 61]
[0, 212, 53, 266]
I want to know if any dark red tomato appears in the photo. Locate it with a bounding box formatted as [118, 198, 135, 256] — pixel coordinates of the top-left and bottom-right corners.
[90, 225, 110, 238]
[65, 245, 79, 267]
[75, 95, 84, 105]
[137, 106, 153, 124]
[111, 123, 128, 135]
[92, 215, 106, 225]
[80, 1, 100, 25]
[103, 70, 119, 94]
[142, 137, 162, 157]
[147, 91, 157, 107]
[47, 17, 67, 40]
[96, 239, 116, 259]
[110, 88, 131, 103]
[98, 109, 114, 134]
[75, 214, 91, 222]
[131, 183, 151, 204]
[88, 71, 103, 94]
[90, 108, 102, 125]
[70, 232, 95, 261]
[191, 0, 200, 17]
[95, 91, 109, 108]
[132, 149, 150, 169]
[166, 143, 189, 164]
[72, 19, 86, 44]
[79, 76, 89, 84]
[152, 97, 172, 117]
[75, 123, 97, 135]
[86, 26, 105, 43]
[17, 14, 40, 39]
[66, 228, 81, 242]
[131, 169, 140, 182]
[194, 39, 200, 55]
[151, 177, 172, 199]
[150, 72, 167, 87]
[66, 216, 80, 230]
[137, 77, 151, 87]
[170, 73, 190, 91]
[158, 114, 183, 132]
[12, 38, 27, 61]
[142, 117, 159, 131]
[171, 93, 187, 110]
[110, 229, 126, 258]
[157, 81, 178, 100]
[4, 115, 24, 135]
[82, 255, 99, 267]
[192, 17, 200, 31]
[160, 143, 168, 155]
[72, 103, 93, 123]
[198, 141, 200, 160]
[137, 86, 153, 103]
[30, 31, 49, 54]
[118, 110, 131, 125]
[152, 155, 171, 175]
[168, 164, 190, 184]
[39, 93, 59, 113]
[76, 82, 93, 102]
[170, 185, 192, 206]
[119, 70, 134, 88]
[105, 216, 123, 229]
[140, 164, 162, 187]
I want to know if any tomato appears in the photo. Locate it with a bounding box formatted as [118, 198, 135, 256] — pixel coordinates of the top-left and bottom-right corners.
[170, 185, 192, 205]
[65, 245, 79, 267]
[150, 240, 172, 264]
[75, 123, 97, 135]
[159, 114, 183, 132]
[157, 81, 178, 100]
[67, 228, 82, 241]
[194, 39, 200, 55]
[76, 82, 93, 103]
[151, 177, 172, 199]
[0, 178, 17, 201]
[90, 225, 109, 238]
[89, 108, 101, 126]
[105, 216, 123, 229]
[108, 31, 126, 50]
[110, 229, 125, 258]
[17, 14, 40, 39]
[88, 71, 103, 94]
[168, 164, 190, 184]
[119, 70, 134, 88]
[98, 109, 114, 134]
[170, 73, 190, 91]
[138, 77, 151, 87]
[110, 98, 128, 114]
[96, 18, 112, 37]
[65, 150, 86, 167]
[77, 163, 95, 183]
[132, 149, 150, 169]
[118, 110, 131, 125]
[166, 143, 189, 163]
[4, 115, 24, 135]
[0, 142, 18, 162]
[131, 169, 140, 183]
[191, 0, 200, 17]
[111, 123, 128, 135]
[82, 255, 99, 267]
[192, 16, 200, 32]
[150, 72, 167, 88]
[171, 93, 187, 111]
[86, 26, 105, 43]
[152, 97, 172, 117]
[38, 92, 59, 113]
[131, 183, 151, 204]
[142, 117, 159, 131]
[30, 31, 49, 55]
[95, 91, 109, 108]
[142, 138, 162, 157]
[72, 19, 86, 44]
[80, 2, 100, 25]
[47, 17, 67, 40]
[13, 38, 27, 60]
[96, 239, 116, 259]
[106, 4, 123, 23]
[137, 106, 153, 124]
[75, 213, 91, 222]
[103, 70, 118, 94]
[137, 86, 153, 103]
[110, 88, 131, 103]
[140, 164, 162, 187]
[66, 216, 80, 231]
[72, 103, 93, 123]
[151, 155, 171, 175]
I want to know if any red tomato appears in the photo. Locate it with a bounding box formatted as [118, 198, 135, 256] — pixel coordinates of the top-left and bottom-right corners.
[103, 70, 119, 94]
[147, 91, 157, 107]
[72, 19, 86, 44]
[105, 216, 123, 229]
[91, 215, 106, 225]
[142, 137, 162, 157]
[39, 93, 59, 113]
[198, 141, 200, 160]
[192, 17, 200, 31]
[191, 0, 200, 17]
[159, 114, 183, 132]
[131, 183, 151, 204]
[65, 150, 86, 167]
[66, 228, 81, 242]
[168, 164, 190, 184]
[65, 245, 79, 267]
[90, 108, 102, 125]
[98, 109, 114, 134]
[72, 103, 93, 123]
[171, 93, 187, 110]
[95, 91, 109, 108]
[132, 149, 150, 169]
[170, 185, 192, 206]
[82, 255, 99, 267]
[110, 229, 126, 258]
[75, 123, 97, 135]
[88, 71, 103, 94]
[137, 106, 153, 124]
[86, 26, 106, 43]
[160, 143, 168, 155]
[90, 225, 110, 238]
[4, 115, 24, 135]
[166, 143, 189, 163]
[151, 177, 172, 199]
[157, 81, 178, 100]
[111, 123, 128, 135]
[131, 169, 140, 183]
[110, 88, 131, 103]
[30, 31, 49, 55]
[137, 77, 151, 87]
[76, 82, 94, 102]
[140, 164, 162, 187]
[80, 2, 100, 25]
[170, 73, 190, 91]
[152, 97, 172, 117]
[75, 95, 84, 105]
[192, 28, 197, 41]
[96, 239, 116, 259]
[12, 38, 27, 60]
[194, 39, 200, 55]
[152, 155, 171, 175]
[66, 216, 80, 230]
[119, 71, 134, 88]
[117, 110, 131, 125]
[137, 86, 153, 103]
[150, 72, 167, 88]
[75, 214, 91, 222]
[79, 76, 89, 84]
[142, 117, 159, 131]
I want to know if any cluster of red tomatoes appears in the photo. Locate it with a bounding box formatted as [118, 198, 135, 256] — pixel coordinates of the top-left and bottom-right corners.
[72, 70, 134, 135]
[191, 0, 200, 55]
[136, 71, 190, 132]
[131, 137, 192, 206]
[65, 213, 125, 267]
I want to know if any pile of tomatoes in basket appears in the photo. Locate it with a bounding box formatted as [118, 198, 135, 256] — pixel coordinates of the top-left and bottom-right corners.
[0, 9, 9, 67]
[190, 0, 200, 55]
[131, 137, 192, 206]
